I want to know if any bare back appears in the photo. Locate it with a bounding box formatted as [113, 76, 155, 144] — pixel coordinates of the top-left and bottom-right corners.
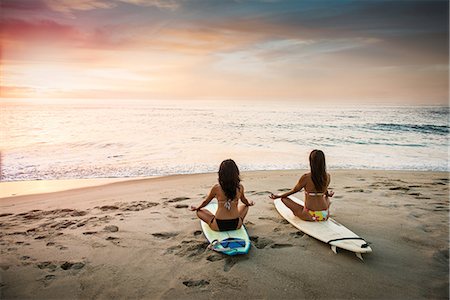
[302, 173, 331, 211]
[213, 184, 242, 220]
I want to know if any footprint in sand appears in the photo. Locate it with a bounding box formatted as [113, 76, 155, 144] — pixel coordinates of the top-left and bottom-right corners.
[433, 206, 449, 212]
[166, 240, 209, 257]
[60, 262, 85, 270]
[347, 189, 366, 193]
[289, 231, 305, 238]
[277, 188, 291, 192]
[82, 231, 97, 235]
[122, 201, 159, 211]
[252, 191, 271, 196]
[44, 274, 56, 280]
[408, 192, 421, 196]
[389, 186, 410, 191]
[206, 254, 224, 262]
[224, 256, 249, 272]
[193, 230, 202, 236]
[250, 236, 273, 249]
[258, 216, 289, 224]
[152, 232, 178, 239]
[104, 225, 119, 232]
[431, 182, 446, 186]
[224, 257, 237, 272]
[98, 205, 119, 211]
[106, 237, 121, 245]
[166, 197, 191, 203]
[433, 249, 449, 265]
[175, 204, 189, 209]
[36, 262, 57, 271]
[182, 279, 209, 287]
[270, 243, 293, 249]
[37, 274, 57, 287]
[76, 222, 87, 227]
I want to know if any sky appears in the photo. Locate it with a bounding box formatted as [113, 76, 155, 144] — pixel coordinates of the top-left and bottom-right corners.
[0, 0, 448, 104]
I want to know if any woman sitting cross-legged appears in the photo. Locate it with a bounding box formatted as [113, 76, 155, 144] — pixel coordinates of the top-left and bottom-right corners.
[270, 149, 334, 221]
[190, 159, 254, 231]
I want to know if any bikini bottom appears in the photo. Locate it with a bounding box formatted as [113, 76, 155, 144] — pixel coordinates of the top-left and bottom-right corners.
[305, 209, 329, 221]
[211, 217, 240, 231]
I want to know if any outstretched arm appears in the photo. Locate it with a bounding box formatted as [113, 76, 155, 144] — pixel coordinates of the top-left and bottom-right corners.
[239, 185, 255, 206]
[189, 185, 216, 211]
[270, 174, 307, 199]
[325, 173, 334, 198]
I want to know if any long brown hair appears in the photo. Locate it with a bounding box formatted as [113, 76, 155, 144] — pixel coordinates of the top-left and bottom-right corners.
[218, 159, 240, 200]
[309, 150, 327, 192]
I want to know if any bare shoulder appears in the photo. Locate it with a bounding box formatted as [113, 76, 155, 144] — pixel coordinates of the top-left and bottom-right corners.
[212, 183, 220, 192]
[300, 173, 310, 181]
[239, 183, 245, 192]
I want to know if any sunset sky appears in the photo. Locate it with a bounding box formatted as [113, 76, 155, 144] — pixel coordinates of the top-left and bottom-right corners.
[0, 0, 448, 104]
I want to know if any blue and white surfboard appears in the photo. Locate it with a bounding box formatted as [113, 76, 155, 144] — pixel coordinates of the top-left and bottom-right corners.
[200, 201, 250, 256]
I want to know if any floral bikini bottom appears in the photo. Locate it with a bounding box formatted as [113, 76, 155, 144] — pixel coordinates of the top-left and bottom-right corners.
[305, 209, 329, 221]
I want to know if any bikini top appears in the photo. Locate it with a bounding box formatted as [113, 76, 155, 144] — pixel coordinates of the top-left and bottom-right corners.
[304, 191, 325, 197]
[304, 191, 328, 212]
[217, 198, 237, 210]
[219, 186, 240, 210]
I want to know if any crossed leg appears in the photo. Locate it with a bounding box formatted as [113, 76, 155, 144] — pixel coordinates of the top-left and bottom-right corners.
[196, 204, 249, 231]
[281, 197, 313, 221]
[196, 209, 219, 231]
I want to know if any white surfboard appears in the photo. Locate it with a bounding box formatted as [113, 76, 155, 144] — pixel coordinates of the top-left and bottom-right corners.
[274, 195, 372, 260]
[200, 200, 250, 256]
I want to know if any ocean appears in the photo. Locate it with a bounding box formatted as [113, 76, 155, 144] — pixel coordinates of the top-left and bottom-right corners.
[1, 99, 448, 181]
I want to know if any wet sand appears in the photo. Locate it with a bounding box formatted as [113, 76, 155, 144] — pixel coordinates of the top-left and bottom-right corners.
[0, 170, 448, 299]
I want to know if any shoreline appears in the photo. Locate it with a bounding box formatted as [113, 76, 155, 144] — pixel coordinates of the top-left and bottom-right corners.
[0, 169, 448, 299]
[1, 169, 448, 199]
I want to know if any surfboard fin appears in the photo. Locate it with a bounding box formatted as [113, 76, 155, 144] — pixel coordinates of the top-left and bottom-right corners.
[355, 253, 363, 261]
[331, 245, 337, 254]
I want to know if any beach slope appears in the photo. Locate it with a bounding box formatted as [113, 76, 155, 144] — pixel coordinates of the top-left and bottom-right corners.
[0, 170, 448, 299]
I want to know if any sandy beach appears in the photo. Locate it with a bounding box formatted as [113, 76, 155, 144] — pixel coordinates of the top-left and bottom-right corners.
[0, 169, 448, 299]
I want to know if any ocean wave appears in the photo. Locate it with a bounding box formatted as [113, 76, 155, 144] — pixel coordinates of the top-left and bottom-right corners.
[368, 123, 449, 135]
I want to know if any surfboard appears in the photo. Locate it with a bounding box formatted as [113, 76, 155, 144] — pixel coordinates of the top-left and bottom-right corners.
[274, 195, 372, 260]
[200, 200, 250, 256]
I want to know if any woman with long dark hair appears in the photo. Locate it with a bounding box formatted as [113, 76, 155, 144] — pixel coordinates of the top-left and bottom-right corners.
[270, 150, 334, 221]
[190, 159, 254, 231]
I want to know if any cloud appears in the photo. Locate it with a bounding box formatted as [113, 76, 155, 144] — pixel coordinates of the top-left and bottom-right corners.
[32, 0, 182, 14]
[0, 0, 447, 103]
[117, 0, 183, 10]
[0, 18, 136, 54]
[0, 0, 47, 10]
[0, 85, 37, 98]
[0, 18, 81, 41]
[42, 0, 116, 13]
